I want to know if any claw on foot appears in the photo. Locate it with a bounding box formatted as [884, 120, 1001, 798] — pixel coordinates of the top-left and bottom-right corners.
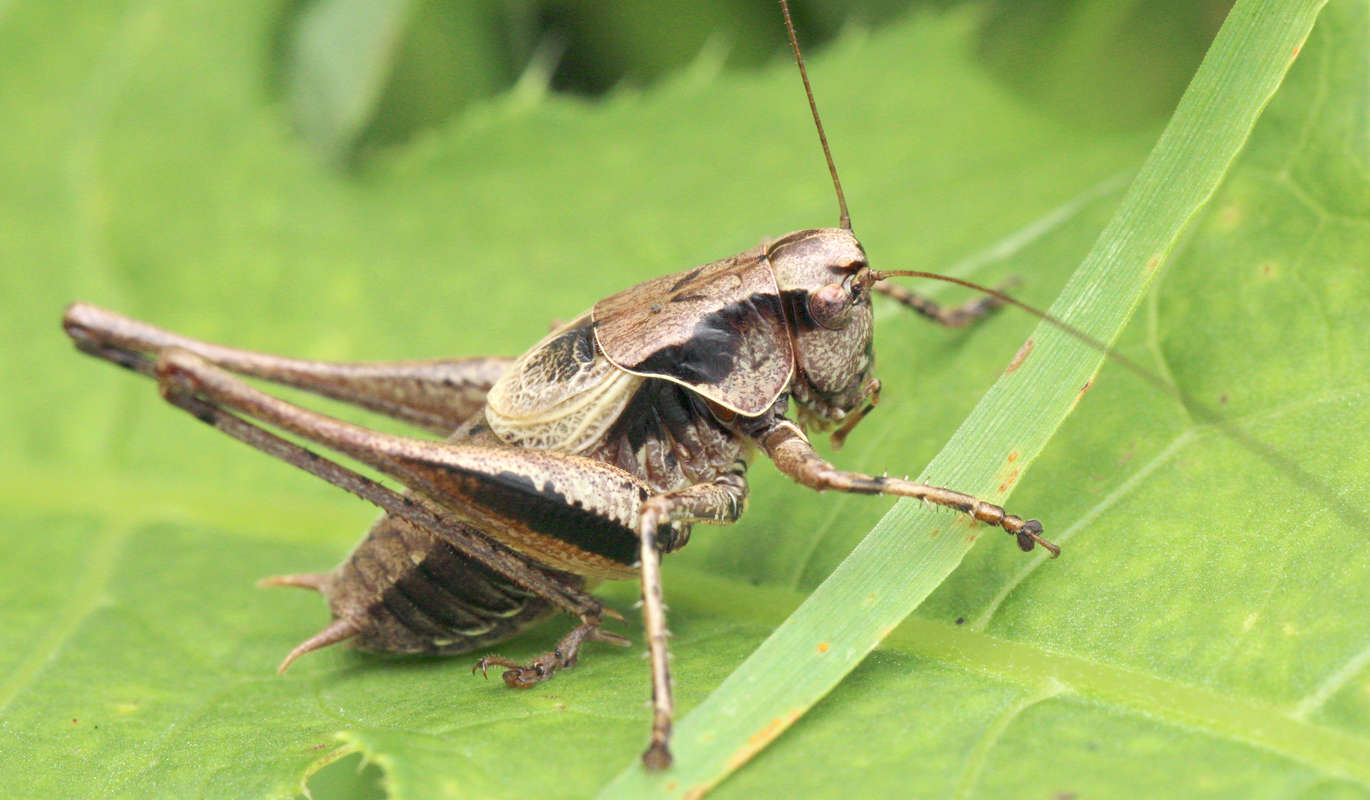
[471, 621, 624, 692]
[1012, 519, 1059, 557]
[473, 656, 549, 688]
[500, 665, 548, 689]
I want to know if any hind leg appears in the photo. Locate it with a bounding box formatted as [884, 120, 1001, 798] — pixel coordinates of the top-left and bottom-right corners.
[63, 302, 511, 435]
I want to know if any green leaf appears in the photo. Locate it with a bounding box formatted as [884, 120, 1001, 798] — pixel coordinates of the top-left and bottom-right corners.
[602, 0, 1340, 795]
[1, 3, 1365, 800]
[284, 0, 413, 160]
[281, 0, 517, 161]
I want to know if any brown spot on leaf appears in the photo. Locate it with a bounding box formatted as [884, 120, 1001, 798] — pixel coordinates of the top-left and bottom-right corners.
[1007, 450, 1018, 463]
[1218, 204, 1242, 229]
[1292, 43, 1302, 57]
[998, 468, 1020, 493]
[1066, 379, 1094, 413]
[721, 709, 805, 774]
[817, 642, 830, 653]
[1006, 338, 1034, 374]
[1147, 255, 1160, 272]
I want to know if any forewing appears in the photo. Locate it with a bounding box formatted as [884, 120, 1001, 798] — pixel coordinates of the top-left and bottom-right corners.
[592, 245, 794, 416]
[486, 313, 643, 454]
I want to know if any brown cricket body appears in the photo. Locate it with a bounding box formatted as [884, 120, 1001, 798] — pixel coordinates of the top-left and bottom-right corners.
[59, 217, 1048, 766]
[58, 0, 1065, 772]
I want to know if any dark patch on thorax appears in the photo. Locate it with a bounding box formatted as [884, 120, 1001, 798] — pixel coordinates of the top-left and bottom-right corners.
[633, 292, 786, 386]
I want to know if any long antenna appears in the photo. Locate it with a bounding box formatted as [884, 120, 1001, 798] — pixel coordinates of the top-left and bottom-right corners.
[870, 269, 1368, 533]
[780, 0, 850, 230]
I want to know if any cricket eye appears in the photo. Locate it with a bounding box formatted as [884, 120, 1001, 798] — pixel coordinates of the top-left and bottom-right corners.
[808, 282, 853, 330]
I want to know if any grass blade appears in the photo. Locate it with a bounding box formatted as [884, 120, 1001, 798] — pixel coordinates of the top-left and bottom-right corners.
[598, 0, 1329, 795]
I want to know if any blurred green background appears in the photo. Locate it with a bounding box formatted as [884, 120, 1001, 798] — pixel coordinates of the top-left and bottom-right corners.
[278, 0, 1231, 161]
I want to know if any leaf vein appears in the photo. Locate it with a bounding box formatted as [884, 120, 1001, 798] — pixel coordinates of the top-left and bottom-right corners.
[968, 430, 1197, 632]
[0, 522, 134, 714]
[1293, 639, 1370, 720]
[951, 680, 1068, 799]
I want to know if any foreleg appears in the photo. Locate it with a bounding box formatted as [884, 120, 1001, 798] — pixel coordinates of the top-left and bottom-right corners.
[760, 422, 1058, 556]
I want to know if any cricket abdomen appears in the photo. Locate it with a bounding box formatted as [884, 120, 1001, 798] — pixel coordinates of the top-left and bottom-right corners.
[324, 513, 571, 656]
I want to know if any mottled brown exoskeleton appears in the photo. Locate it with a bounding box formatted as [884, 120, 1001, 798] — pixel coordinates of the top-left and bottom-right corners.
[61, 2, 1059, 769]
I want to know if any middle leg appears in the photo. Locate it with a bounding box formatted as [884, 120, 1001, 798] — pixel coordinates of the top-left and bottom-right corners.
[635, 464, 751, 770]
[474, 620, 631, 689]
[874, 277, 1018, 328]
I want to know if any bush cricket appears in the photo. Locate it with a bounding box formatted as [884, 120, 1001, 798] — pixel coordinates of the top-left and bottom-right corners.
[60, 0, 1351, 772]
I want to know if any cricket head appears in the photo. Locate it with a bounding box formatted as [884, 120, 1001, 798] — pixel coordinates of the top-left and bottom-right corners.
[767, 228, 878, 433]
